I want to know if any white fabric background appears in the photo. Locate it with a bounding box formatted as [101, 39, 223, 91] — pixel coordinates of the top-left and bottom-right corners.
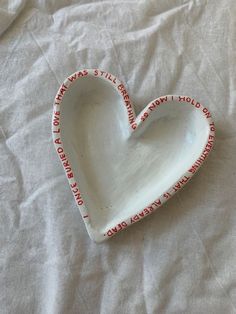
[1, 0, 236, 313]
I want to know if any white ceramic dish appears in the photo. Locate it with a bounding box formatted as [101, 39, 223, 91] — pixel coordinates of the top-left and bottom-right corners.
[52, 69, 215, 242]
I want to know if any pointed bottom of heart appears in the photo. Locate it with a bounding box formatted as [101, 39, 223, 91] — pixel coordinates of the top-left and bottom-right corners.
[52, 69, 215, 242]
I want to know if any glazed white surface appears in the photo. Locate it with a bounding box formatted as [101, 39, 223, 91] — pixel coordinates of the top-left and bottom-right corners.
[60, 75, 210, 234]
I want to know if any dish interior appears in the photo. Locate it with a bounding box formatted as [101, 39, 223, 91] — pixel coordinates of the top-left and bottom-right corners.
[60, 76, 209, 231]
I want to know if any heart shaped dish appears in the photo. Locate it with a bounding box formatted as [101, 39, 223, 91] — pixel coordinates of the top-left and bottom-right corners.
[52, 69, 215, 242]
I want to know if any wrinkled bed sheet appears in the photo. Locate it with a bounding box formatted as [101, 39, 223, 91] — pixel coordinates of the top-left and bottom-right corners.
[1, 1, 236, 313]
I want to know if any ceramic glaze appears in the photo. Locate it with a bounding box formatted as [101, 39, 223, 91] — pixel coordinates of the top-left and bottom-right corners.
[52, 69, 215, 242]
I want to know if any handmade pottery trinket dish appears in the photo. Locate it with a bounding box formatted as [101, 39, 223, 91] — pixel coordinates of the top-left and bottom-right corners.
[52, 69, 215, 242]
